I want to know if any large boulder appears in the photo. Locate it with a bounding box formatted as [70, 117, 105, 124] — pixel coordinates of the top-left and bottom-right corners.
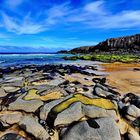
[61, 117, 121, 140]
[41, 94, 118, 129]
[54, 102, 83, 126]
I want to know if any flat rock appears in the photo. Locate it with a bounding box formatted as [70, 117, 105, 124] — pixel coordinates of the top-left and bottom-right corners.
[47, 77, 66, 86]
[8, 93, 43, 112]
[4, 77, 24, 83]
[24, 85, 53, 93]
[82, 104, 117, 119]
[54, 102, 83, 126]
[0, 88, 8, 98]
[23, 89, 63, 102]
[40, 86, 68, 97]
[2, 76, 24, 87]
[0, 111, 23, 126]
[2, 86, 20, 93]
[61, 117, 121, 140]
[63, 73, 94, 86]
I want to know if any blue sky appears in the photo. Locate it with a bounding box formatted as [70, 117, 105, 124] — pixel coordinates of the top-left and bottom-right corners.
[0, 0, 140, 52]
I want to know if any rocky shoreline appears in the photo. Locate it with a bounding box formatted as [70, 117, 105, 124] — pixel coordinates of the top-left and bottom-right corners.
[61, 34, 140, 54]
[0, 63, 140, 140]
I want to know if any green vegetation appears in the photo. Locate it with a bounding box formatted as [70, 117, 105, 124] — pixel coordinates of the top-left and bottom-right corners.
[64, 54, 140, 63]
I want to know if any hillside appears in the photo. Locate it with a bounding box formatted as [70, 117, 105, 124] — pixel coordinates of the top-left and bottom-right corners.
[69, 34, 140, 54]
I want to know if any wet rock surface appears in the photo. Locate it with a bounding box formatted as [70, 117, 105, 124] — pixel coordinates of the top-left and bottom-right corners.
[0, 64, 139, 140]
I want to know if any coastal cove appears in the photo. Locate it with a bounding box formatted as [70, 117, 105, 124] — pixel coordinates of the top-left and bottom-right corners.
[0, 0, 140, 139]
[0, 59, 140, 139]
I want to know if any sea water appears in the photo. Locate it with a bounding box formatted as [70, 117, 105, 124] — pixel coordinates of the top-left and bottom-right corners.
[0, 53, 73, 68]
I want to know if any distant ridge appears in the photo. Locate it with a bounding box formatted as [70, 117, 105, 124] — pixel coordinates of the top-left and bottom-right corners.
[67, 34, 140, 54]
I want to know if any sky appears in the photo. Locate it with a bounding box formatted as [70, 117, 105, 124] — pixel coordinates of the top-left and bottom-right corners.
[0, 0, 140, 52]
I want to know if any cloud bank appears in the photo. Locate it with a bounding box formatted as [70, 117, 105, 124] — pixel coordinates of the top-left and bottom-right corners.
[0, 0, 140, 34]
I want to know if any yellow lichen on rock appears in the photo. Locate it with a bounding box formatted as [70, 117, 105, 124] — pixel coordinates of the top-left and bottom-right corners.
[75, 94, 118, 112]
[53, 93, 118, 114]
[24, 89, 63, 101]
[53, 97, 78, 112]
[24, 89, 39, 100]
[32, 80, 48, 86]
[40, 91, 63, 101]
[23, 81, 29, 87]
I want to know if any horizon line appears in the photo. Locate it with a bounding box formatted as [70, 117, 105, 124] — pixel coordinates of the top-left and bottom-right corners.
[0, 52, 58, 54]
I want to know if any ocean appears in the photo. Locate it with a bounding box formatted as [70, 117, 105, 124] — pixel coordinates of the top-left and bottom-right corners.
[0, 53, 73, 68]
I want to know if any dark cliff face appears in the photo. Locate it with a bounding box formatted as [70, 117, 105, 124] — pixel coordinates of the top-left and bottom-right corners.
[69, 34, 140, 54]
[69, 46, 94, 54]
[57, 50, 68, 53]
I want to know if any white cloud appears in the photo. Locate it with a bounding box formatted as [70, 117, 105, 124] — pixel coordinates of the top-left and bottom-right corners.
[1, 12, 48, 34]
[85, 10, 140, 29]
[84, 0, 106, 15]
[45, 2, 71, 25]
[2, 13, 20, 32]
[18, 14, 47, 34]
[1, 2, 70, 34]
[66, 0, 140, 30]
[1, 0, 140, 35]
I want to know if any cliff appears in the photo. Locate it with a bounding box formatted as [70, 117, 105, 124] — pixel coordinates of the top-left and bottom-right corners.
[69, 34, 140, 54]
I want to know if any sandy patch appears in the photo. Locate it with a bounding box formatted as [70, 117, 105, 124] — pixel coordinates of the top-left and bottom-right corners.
[101, 63, 140, 95]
